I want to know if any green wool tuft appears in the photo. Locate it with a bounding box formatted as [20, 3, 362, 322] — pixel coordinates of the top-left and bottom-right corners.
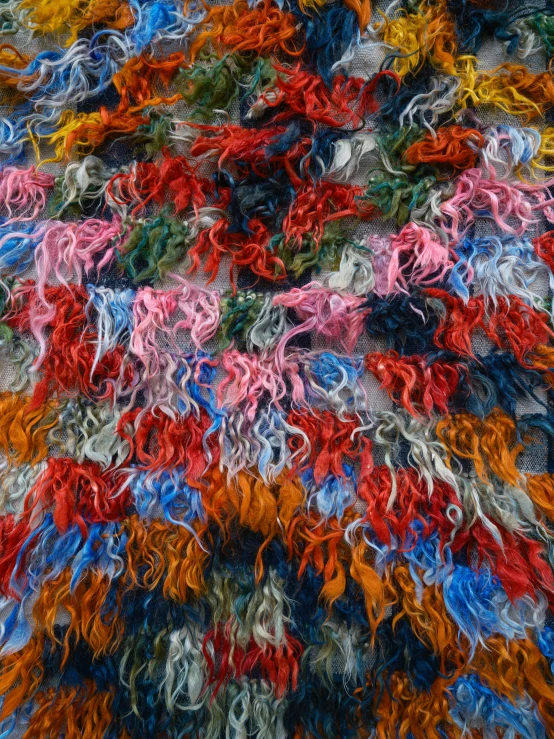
[118, 213, 192, 284]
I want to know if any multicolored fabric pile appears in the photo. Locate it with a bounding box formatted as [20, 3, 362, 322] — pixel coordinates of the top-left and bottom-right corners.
[3, 0, 554, 736]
